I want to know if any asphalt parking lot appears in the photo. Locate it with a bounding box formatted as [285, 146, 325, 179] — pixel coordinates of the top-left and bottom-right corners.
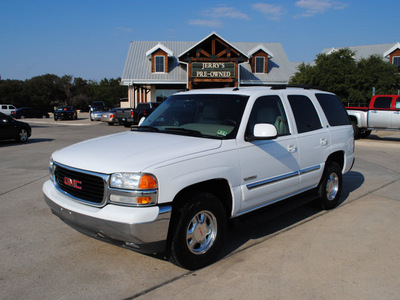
[1, 115, 399, 300]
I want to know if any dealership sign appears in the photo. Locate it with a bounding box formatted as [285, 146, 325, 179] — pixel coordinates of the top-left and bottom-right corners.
[192, 62, 235, 78]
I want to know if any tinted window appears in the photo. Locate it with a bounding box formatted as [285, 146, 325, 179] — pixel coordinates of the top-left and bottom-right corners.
[396, 98, 400, 109]
[373, 97, 392, 109]
[247, 95, 290, 137]
[315, 93, 350, 126]
[288, 95, 322, 133]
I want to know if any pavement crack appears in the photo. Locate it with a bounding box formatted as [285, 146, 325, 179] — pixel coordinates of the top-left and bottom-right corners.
[0, 175, 49, 197]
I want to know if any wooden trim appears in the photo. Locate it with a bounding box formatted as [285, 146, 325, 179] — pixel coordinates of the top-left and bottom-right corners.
[151, 49, 168, 73]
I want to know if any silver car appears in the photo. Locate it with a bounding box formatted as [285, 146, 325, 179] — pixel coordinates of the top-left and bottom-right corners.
[100, 108, 120, 125]
[90, 108, 106, 121]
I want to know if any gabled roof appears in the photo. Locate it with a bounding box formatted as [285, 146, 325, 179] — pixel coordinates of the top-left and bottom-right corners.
[247, 45, 274, 58]
[121, 33, 297, 85]
[145, 43, 174, 58]
[383, 42, 400, 58]
[321, 43, 399, 61]
[177, 32, 249, 59]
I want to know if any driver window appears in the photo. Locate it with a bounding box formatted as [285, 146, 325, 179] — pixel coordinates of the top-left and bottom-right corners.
[246, 95, 290, 137]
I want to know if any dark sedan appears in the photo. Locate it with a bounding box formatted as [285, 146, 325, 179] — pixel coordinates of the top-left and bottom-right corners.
[12, 107, 49, 119]
[54, 106, 78, 120]
[0, 112, 32, 142]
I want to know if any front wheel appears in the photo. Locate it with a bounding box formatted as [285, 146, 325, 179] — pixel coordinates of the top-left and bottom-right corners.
[170, 193, 227, 270]
[316, 161, 342, 210]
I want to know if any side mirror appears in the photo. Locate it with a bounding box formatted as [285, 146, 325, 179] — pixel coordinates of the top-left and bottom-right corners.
[138, 116, 146, 126]
[246, 124, 277, 141]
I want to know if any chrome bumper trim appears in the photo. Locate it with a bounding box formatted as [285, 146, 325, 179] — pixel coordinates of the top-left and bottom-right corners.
[43, 193, 172, 254]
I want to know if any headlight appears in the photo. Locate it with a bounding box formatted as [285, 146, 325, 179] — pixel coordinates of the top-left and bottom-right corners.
[109, 173, 158, 206]
[110, 173, 157, 190]
[49, 158, 55, 182]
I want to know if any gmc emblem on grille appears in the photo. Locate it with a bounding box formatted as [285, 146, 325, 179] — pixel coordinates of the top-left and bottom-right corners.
[64, 177, 82, 190]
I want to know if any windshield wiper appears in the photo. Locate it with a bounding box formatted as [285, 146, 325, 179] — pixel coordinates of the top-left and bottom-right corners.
[131, 126, 160, 132]
[164, 127, 203, 137]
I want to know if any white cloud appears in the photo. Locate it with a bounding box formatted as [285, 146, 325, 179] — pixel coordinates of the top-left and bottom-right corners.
[188, 19, 223, 28]
[295, 0, 348, 17]
[189, 6, 249, 28]
[252, 3, 285, 20]
[204, 6, 250, 20]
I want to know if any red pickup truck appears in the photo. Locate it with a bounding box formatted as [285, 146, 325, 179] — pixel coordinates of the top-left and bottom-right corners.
[346, 95, 400, 139]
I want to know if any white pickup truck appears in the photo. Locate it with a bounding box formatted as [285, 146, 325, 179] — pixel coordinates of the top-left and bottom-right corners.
[43, 86, 355, 270]
[347, 95, 400, 139]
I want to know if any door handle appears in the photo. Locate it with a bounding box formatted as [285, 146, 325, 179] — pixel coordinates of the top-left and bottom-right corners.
[320, 138, 328, 146]
[287, 145, 297, 153]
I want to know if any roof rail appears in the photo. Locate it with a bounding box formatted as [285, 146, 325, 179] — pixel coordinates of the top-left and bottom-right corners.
[268, 84, 328, 91]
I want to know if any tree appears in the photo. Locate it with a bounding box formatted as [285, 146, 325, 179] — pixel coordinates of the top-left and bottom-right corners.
[0, 75, 127, 112]
[290, 48, 400, 104]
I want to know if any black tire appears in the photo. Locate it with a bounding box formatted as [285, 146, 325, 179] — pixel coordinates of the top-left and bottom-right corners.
[170, 193, 227, 270]
[360, 130, 371, 139]
[351, 120, 360, 140]
[16, 128, 29, 143]
[316, 161, 342, 210]
[108, 122, 114, 126]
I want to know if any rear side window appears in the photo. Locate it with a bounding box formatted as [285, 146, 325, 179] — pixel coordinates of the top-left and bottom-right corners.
[373, 97, 392, 109]
[315, 93, 350, 126]
[288, 95, 322, 133]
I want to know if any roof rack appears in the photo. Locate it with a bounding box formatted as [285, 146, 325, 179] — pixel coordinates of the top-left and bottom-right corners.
[268, 84, 328, 91]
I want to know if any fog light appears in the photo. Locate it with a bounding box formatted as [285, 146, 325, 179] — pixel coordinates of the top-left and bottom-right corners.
[137, 197, 151, 204]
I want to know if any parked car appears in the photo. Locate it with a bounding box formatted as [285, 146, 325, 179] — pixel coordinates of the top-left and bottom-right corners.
[0, 104, 17, 116]
[90, 107, 106, 121]
[0, 112, 31, 142]
[100, 108, 120, 125]
[54, 106, 78, 121]
[346, 95, 400, 139]
[116, 102, 161, 127]
[12, 107, 49, 119]
[44, 86, 355, 270]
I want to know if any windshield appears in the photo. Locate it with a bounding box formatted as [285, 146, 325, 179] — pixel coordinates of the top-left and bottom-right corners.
[138, 94, 249, 139]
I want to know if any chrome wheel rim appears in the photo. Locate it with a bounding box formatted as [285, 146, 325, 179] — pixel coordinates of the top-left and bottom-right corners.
[326, 173, 339, 200]
[186, 210, 217, 255]
[19, 129, 28, 142]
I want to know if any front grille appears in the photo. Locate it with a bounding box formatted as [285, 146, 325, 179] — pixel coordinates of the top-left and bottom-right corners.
[55, 164, 106, 204]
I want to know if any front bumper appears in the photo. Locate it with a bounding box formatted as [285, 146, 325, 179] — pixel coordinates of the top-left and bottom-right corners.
[43, 180, 172, 253]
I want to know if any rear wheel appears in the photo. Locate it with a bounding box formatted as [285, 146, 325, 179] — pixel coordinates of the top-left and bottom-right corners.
[16, 128, 28, 142]
[351, 120, 360, 139]
[170, 193, 227, 270]
[360, 130, 371, 138]
[316, 161, 342, 210]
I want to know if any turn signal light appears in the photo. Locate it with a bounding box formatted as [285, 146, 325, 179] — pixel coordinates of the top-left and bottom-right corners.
[139, 175, 157, 189]
[137, 197, 152, 204]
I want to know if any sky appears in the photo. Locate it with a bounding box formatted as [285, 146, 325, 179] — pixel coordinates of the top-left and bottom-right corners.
[1, 0, 398, 81]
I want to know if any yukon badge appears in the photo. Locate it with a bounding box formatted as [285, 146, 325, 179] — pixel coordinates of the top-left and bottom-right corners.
[64, 177, 82, 190]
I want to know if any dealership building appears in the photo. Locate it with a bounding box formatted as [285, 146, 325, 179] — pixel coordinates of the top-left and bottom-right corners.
[120, 32, 298, 108]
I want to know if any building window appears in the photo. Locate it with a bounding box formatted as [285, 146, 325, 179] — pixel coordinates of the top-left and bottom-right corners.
[393, 57, 400, 71]
[155, 56, 165, 73]
[255, 57, 265, 73]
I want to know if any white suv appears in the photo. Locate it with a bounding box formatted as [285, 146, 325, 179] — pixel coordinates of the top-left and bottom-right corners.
[43, 86, 355, 270]
[0, 104, 17, 115]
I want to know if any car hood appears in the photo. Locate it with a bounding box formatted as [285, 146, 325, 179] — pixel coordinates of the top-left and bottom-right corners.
[52, 131, 222, 174]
